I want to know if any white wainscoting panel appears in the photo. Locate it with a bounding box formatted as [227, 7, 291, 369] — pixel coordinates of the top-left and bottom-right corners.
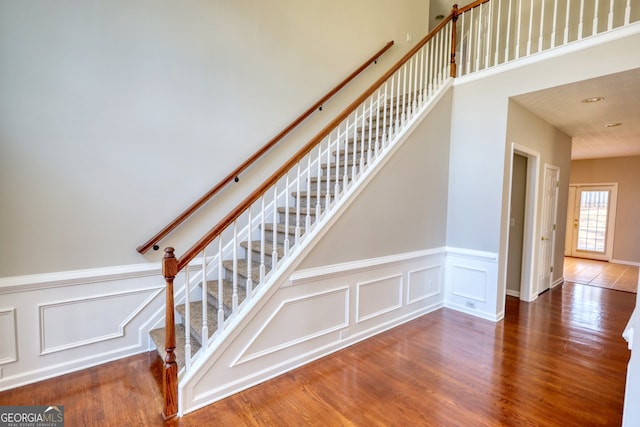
[0, 308, 18, 364]
[445, 247, 500, 321]
[180, 249, 445, 414]
[356, 275, 402, 323]
[0, 264, 166, 392]
[407, 266, 441, 305]
[236, 287, 349, 365]
[39, 288, 163, 355]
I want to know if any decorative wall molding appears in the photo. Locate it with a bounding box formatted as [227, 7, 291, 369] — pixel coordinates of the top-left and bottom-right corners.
[234, 287, 349, 366]
[444, 249, 500, 322]
[407, 266, 441, 305]
[356, 274, 403, 323]
[39, 287, 163, 355]
[0, 262, 161, 294]
[180, 249, 446, 414]
[289, 248, 446, 285]
[0, 308, 18, 365]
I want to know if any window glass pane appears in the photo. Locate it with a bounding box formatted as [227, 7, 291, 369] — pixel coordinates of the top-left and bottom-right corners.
[576, 190, 609, 253]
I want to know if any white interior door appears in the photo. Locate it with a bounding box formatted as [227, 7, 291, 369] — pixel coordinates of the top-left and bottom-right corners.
[565, 184, 618, 261]
[537, 165, 559, 294]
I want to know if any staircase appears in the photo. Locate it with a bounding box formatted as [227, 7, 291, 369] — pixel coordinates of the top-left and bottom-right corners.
[149, 99, 406, 370]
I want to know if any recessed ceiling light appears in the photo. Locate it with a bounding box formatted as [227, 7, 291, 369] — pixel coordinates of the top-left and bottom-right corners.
[581, 96, 605, 103]
[604, 122, 622, 128]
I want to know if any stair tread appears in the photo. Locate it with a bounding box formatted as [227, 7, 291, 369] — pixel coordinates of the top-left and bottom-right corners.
[176, 301, 218, 344]
[150, 323, 201, 370]
[222, 259, 263, 280]
[205, 279, 248, 314]
[240, 240, 285, 256]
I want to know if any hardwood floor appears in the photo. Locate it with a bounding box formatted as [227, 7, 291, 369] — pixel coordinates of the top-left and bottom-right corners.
[0, 282, 635, 426]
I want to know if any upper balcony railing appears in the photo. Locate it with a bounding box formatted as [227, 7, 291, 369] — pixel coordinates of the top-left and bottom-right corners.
[454, 0, 639, 78]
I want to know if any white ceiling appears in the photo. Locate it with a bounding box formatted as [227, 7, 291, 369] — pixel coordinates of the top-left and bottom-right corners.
[512, 68, 640, 160]
[428, 1, 640, 160]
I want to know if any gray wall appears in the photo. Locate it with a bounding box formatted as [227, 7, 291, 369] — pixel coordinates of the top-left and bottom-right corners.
[300, 89, 452, 268]
[0, 0, 431, 277]
[570, 156, 640, 264]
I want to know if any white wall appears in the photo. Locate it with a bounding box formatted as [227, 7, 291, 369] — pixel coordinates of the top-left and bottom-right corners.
[447, 27, 640, 317]
[0, 0, 430, 277]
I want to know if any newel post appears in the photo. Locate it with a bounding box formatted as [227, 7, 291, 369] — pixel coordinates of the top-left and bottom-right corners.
[450, 4, 459, 78]
[162, 247, 178, 419]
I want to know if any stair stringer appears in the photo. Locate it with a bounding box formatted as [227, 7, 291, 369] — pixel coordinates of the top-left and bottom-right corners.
[178, 79, 454, 415]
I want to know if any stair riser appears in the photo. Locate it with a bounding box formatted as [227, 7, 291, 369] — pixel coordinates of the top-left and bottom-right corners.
[278, 210, 317, 226]
[308, 178, 345, 191]
[291, 194, 333, 210]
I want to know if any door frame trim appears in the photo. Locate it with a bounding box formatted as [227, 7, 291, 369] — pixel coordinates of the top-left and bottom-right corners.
[503, 143, 540, 303]
[567, 182, 618, 261]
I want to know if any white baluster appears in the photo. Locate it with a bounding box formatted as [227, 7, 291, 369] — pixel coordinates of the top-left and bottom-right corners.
[295, 163, 302, 245]
[526, 0, 534, 55]
[273, 185, 279, 266]
[284, 174, 290, 257]
[333, 129, 341, 198]
[367, 97, 374, 164]
[608, 0, 615, 30]
[260, 196, 266, 283]
[625, 0, 631, 25]
[360, 103, 367, 172]
[419, 45, 426, 106]
[306, 156, 312, 230]
[551, 0, 559, 48]
[505, 0, 513, 61]
[485, 2, 493, 69]
[564, 0, 572, 44]
[495, 0, 503, 65]
[382, 81, 388, 149]
[184, 266, 191, 370]
[342, 117, 350, 189]
[232, 221, 238, 313]
[593, 0, 600, 35]
[351, 110, 358, 182]
[315, 145, 322, 220]
[578, 0, 585, 39]
[246, 209, 253, 298]
[217, 237, 224, 331]
[539, 0, 546, 52]
[402, 62, 408, 125]
[325, 133, 332, 208]
[200, 248, 208, 345]
[467, 8, 474, 73]
[390, 74, 398, 137]
[429, 36, 435, 92]
[475, 7, 482, 72]
[395, 66, 402, 130]
[515, 0, 523, 59]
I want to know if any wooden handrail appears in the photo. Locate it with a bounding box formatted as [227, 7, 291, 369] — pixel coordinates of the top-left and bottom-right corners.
[136, 40, 394, 254]
[457, 0, 490, 14]
[175, 13, 456, 272]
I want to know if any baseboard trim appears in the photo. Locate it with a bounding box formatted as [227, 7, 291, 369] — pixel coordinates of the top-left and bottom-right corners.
[506, 289, 520, 298]
[612, 259, 640, 267]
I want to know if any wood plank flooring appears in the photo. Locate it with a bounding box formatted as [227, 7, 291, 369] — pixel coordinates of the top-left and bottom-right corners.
[0, 282, 635, 426]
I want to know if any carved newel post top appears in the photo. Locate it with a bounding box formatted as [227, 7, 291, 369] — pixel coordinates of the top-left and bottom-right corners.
[162, 247, 178, 278]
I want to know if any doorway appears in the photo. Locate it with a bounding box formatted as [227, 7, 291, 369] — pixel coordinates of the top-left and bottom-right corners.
[505, 144, 540, 302]
[565, 184, 618, 261]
